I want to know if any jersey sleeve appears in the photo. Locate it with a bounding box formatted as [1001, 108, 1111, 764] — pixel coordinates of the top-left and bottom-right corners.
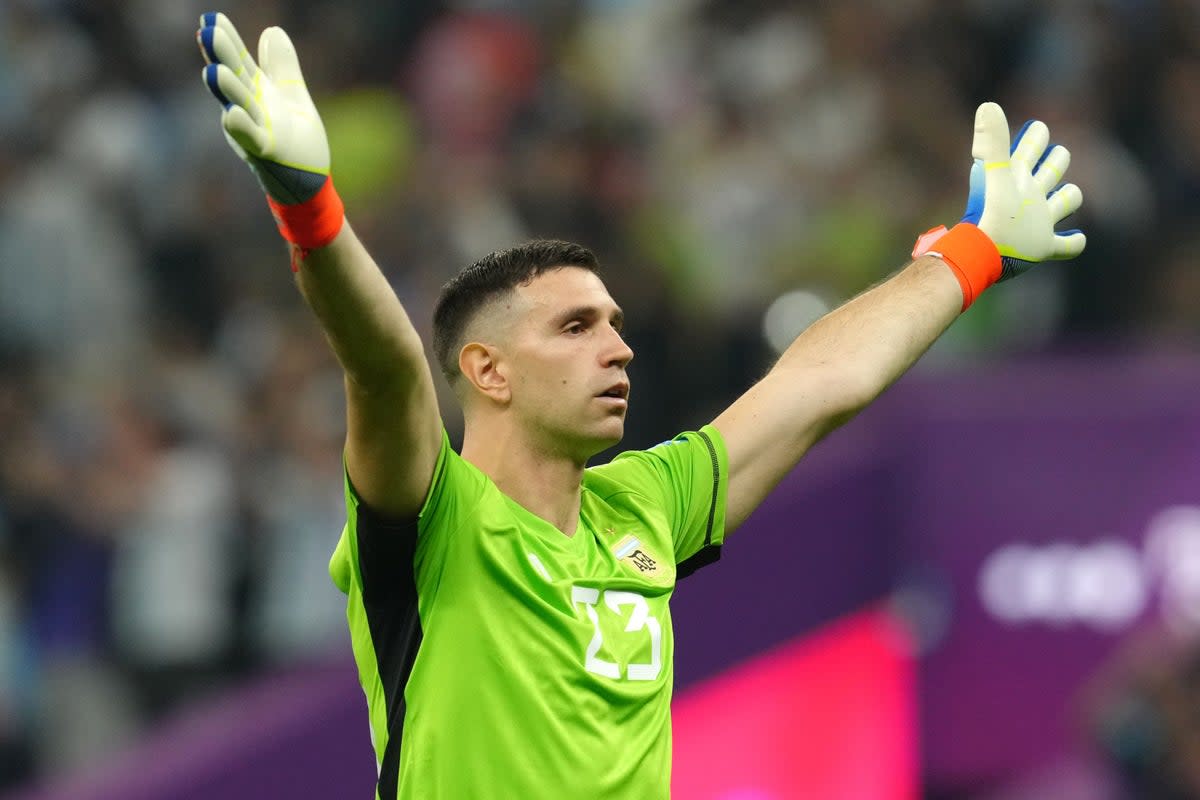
[591, 424, 729, 578]
[328, 429, 485, 601]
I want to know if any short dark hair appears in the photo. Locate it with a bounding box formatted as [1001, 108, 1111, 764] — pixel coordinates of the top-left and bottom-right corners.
[432, 239, 600, 383]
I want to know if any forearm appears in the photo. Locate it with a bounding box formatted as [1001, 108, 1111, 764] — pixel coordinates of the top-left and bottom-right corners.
[773, 255, 962, 418]
[294, 223, 428, 389]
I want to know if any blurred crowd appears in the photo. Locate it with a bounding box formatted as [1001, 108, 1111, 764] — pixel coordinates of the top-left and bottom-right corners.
[2, 0, 1200, 792]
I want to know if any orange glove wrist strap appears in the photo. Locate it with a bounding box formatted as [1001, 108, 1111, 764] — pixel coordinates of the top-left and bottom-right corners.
[912, 222, 1002, 311]
[265, 177, 345, 270]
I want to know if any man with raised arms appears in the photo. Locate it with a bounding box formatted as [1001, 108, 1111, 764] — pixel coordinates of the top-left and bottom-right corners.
[196, 11, 1085, 799]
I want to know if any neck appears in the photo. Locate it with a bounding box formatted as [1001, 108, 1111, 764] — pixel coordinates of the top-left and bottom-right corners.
[461, 417, 587, 537]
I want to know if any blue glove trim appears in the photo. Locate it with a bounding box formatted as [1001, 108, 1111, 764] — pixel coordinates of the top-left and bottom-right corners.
[199, 25, 219, 65]
[962, 160, 985, 224]
[1033, 143, 1055, 174]
[204, 63, 231, 110]
[202, 12, 218, 27]
[1010, 120, 1036, 154]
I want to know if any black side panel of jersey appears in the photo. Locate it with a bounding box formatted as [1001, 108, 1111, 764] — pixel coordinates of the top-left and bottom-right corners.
[356, 502, 423, 800]
[677, 429, 723, 580]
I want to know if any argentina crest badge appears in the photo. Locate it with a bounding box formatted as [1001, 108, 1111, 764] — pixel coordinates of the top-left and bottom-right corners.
[612, 534, 663, 579]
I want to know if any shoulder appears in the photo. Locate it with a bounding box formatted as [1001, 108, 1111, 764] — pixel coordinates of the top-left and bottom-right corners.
[413, 439, 533, 555]
[588, 426, 725, 480]
[585, 426, 726, 501]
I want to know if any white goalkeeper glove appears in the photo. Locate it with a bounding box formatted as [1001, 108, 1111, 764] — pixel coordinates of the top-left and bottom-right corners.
[913, 102, 1086, 309]
[197, 12, 344, 258]
[966, 101, 1086, 278]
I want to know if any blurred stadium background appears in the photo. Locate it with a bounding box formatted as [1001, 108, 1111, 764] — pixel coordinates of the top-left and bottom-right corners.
[2, 0, 1200, 797]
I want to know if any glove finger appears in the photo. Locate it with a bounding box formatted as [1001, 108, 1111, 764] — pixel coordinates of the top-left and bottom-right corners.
[197, 25, 254, 94]
[197, 23, 216, 64]
[203, 63, 264, 126]
[971, 102, 1011, 165]
[1048, 182, 1084, 224]
[201, 63, 231, 108]
[200, 12, 259, 88]
[1011, 119, 1050, 173]
[1033, 145, 1071, 196]
[219, 119, 247, 161]
[1052, 229, 1087, 260]
[258, 26, 307, 94]
[223, 104, 269, 158]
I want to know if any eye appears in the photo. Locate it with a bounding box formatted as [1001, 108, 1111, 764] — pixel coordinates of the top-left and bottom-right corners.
[564, 321, 587, 335]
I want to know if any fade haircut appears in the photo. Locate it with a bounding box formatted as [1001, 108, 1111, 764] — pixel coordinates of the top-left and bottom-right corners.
[432, 239, 601, 384]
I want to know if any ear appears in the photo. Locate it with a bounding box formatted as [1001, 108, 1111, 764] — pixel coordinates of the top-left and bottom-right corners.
[459, 342, 510, 404]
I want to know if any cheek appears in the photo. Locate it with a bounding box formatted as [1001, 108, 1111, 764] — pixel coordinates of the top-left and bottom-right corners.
[512, 364, 572, 404]
[512, 345, 585, 397]
[538, 353, 580, 389]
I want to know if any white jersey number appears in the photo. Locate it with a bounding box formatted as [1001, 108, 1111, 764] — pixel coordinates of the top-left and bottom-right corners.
[571, 586, 662, 681]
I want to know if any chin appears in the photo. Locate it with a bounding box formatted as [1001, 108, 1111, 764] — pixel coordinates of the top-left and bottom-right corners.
[602, 414, 626, 439]
[581, 421, 625, 457]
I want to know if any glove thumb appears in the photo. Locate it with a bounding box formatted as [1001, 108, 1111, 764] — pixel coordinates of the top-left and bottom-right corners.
[258, 26, 306, 93]
[971, 102, 1011, 164]
[222, 105, 268, 158]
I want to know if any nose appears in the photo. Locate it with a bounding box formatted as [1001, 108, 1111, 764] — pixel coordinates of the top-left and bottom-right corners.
[603, 327, 634, 369]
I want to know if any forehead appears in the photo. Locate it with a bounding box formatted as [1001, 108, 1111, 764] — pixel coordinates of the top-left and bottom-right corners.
[515, 267, 617, 318]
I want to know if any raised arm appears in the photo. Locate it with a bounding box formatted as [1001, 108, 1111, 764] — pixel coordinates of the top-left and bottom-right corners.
[713, 102, 1087, 532]
[197, 12, 441, 518]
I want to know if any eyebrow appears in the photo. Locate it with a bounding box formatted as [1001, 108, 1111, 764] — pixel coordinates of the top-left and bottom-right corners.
[551, 305, 625, 331]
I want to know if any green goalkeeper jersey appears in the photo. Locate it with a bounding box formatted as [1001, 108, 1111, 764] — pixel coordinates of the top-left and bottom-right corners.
[329, 425, 728, 799]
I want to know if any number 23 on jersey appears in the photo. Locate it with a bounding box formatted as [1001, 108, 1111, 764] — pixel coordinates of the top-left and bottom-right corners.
[571, 585, 663, 682]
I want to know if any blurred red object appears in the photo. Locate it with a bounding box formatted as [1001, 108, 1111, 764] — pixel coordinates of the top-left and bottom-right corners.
[672, 606, 917, 800]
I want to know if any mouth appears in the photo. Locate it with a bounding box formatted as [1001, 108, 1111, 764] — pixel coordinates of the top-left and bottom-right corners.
[597, 381, 630, 404]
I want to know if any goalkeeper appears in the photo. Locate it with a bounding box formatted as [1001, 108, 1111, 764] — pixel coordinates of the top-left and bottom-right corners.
[197, 11, 1085, 799]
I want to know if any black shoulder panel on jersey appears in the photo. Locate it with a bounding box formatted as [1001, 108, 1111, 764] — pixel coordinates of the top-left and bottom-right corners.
[677, 544, 721, 580]
[677, 429, 723, 580]
[356, 500, 422, 800]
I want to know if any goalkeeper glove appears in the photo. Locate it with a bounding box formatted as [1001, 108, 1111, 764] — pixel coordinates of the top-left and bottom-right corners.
[913, 102, 1086, 310]
[197, 12, 344, 268]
